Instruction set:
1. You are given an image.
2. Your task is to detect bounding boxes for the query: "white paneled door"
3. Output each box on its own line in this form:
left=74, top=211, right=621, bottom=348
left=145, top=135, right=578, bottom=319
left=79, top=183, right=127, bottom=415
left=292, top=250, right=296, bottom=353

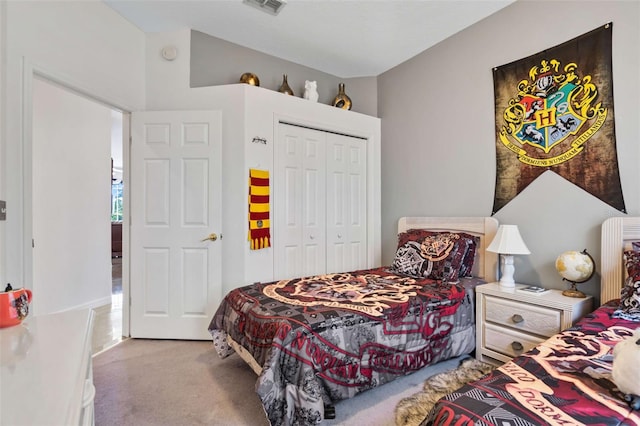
left=274, top=124, right=327, bottom=279
left=326, top=133, right=367, bottom=273
left=130, top=111, right=222, bottom=339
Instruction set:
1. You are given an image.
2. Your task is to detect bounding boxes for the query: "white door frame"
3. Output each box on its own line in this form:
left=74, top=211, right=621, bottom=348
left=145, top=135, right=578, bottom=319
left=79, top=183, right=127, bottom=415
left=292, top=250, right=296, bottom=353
left=22, top=60, right=132, bottom=335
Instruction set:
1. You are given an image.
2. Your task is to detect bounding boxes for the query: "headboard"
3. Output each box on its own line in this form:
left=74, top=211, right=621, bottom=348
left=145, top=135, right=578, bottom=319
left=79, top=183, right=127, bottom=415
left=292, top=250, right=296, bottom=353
left=398, top=217, right=499, bottom=282
left=601, top=216, right=640, bottom=304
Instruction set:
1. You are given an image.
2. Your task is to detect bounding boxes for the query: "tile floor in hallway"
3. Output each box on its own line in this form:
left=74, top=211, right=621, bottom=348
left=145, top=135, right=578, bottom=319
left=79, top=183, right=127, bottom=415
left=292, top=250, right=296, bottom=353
left=91, top=257, right=125, bottom=355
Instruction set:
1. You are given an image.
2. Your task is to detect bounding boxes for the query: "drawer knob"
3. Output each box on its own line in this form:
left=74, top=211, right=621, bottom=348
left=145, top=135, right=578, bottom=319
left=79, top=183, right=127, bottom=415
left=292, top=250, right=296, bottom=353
left=511, top=314, right=524, bottom=323
left=511, top=341, right=524, bottom=351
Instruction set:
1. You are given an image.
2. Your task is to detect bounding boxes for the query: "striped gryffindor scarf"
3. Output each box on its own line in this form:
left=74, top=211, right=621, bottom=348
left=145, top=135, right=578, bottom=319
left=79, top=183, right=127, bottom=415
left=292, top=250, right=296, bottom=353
left=248, top=169, right=271, bottom=250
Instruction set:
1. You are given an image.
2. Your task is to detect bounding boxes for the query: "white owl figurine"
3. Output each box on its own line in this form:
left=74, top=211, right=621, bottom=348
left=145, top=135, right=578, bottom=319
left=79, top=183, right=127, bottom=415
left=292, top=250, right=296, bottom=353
left=303, top=80, right=319, bottom=102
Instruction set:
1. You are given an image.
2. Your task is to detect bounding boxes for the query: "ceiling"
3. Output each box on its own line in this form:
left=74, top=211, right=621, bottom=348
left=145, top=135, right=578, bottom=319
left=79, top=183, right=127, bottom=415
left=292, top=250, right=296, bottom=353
left=103, top=0, right=516, bottom=78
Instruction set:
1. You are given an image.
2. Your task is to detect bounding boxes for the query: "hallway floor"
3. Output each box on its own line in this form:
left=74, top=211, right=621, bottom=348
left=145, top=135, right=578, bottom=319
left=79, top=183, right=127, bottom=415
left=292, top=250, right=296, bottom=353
left=91, top=257, right=124, bottom=355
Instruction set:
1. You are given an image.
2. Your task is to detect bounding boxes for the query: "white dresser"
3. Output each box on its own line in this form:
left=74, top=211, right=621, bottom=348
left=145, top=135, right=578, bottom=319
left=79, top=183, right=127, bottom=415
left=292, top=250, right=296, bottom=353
left=476, top=283, right=592, bottom=365
left=1, top=309, right=95, bottom=425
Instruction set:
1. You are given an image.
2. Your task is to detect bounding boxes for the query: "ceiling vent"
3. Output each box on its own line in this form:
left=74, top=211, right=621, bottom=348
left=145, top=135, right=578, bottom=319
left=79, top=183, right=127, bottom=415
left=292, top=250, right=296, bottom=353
left=243, top=0, right=287, bottom=16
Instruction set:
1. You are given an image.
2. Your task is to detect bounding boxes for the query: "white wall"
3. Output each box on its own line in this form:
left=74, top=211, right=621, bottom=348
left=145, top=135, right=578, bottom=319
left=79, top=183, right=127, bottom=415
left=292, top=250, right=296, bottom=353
left=0, top=2, right=6, bottom=287
left=32, top=77, right=112, bottom=314
left=378, top=0, right=640, bottom=303
left=2, top=1, right=145, bottom=307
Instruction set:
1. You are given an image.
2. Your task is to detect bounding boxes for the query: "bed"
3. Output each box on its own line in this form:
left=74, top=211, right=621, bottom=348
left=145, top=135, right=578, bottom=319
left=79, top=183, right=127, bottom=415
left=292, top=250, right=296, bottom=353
left=208, top=217, right=499, bottom=425
left=422, top=216, right=640, bottom=426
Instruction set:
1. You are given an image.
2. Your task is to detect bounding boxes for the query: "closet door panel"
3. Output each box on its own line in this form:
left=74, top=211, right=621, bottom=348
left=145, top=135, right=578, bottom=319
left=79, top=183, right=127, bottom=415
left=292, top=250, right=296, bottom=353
left=348, top=156, right=367, bottom=268
left=302, top=131, right=326, bottom=276
left=327, top=162, right=346, bottom=274
left=275, top=124, right=326, bottom=279
left=275, top=129, right=304, bottom=279
left=327, top=134, right=367, bottom=273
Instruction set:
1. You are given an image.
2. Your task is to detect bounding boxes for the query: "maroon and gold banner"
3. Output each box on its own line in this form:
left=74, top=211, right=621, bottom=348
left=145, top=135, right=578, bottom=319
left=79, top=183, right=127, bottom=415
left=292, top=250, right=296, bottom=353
left=248, top=169, right=271, bottom=250
left=492, top=23, right=625, bottom=214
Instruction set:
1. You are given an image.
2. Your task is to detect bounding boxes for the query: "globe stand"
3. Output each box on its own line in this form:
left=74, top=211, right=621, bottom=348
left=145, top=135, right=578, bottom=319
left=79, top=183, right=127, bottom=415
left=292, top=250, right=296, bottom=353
left=562, top=280, right=587, bottom=298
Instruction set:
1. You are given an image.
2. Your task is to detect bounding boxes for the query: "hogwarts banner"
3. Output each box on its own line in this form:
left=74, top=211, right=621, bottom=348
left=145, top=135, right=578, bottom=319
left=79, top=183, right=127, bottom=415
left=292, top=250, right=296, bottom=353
left=492, top=23, right=625, bottom=214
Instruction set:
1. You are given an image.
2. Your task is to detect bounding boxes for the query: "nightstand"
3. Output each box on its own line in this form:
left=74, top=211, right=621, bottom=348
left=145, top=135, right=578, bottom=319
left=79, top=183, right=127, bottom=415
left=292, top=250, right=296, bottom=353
left=475, top=282, right=593, bottom=365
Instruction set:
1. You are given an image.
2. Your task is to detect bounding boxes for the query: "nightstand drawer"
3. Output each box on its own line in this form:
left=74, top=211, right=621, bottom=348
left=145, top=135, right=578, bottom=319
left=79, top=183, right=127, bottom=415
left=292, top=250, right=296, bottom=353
left=484, top=295, right=561, bottom=337
left=484, top=322, right=545, bottom=358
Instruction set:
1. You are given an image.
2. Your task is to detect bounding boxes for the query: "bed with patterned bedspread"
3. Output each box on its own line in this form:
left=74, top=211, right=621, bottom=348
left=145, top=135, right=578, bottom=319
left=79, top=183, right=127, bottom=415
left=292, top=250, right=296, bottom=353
left=423, top=302, right=640, bottom=426
left=209, top=268, right=482, bottom=425
left=423, top=228, right=640, bottom=426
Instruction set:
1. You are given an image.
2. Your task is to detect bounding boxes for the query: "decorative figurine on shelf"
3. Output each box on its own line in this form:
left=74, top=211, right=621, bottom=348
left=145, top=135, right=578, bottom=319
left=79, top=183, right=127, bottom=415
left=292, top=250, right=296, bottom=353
left=303, top=80, right=318, bottom=102
left=332, top=82, right=352, bottom=110
left=278, top=74, right=294, bottom=96
left=239, top=72, right=260, bottom=86
left=612, top=328, right=640, bottom=410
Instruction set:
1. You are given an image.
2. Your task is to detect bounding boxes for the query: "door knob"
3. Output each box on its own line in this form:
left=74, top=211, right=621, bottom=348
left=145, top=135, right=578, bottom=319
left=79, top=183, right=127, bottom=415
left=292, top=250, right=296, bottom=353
left=201, top=233, right=218, bottom=242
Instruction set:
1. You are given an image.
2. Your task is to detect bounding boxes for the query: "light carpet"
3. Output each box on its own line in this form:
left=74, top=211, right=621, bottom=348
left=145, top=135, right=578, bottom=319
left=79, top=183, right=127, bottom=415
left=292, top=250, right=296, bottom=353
left=394, top=358, right=496, bottom=426
left=92, top=338, right=469, bottom=426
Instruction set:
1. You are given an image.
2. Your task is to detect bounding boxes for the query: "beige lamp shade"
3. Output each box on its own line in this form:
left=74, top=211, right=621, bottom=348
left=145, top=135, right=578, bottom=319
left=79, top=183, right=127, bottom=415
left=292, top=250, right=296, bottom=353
left=487, top=225, right=530, bottom=255
left=487, top=225, right=530, bottom=288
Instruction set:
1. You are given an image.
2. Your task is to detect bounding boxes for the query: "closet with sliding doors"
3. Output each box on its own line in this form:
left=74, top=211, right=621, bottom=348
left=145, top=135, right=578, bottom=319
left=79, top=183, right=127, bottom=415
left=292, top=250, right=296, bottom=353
left=274, top=123, right=368, bottom=280
left=235, top=84, right=381, bottom=289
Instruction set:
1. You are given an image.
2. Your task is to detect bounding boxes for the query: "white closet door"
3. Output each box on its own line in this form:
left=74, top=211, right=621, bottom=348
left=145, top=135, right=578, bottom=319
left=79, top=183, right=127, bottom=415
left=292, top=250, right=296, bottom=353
left=275, top=124, right=326, bottom=279
left=326, top=133, right=367, bottom=273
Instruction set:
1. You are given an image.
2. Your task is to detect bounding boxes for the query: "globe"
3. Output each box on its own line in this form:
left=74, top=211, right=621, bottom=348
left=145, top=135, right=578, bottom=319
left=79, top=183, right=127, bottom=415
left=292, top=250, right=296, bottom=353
left=555, top=250, right=595, bottom=298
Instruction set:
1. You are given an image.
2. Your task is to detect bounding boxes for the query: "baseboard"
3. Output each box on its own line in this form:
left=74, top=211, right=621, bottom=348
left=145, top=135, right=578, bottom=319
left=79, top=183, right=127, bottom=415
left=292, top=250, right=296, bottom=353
left=83, top=296, right=114, bottom=311
left=53, top=295, right=113, bottom=314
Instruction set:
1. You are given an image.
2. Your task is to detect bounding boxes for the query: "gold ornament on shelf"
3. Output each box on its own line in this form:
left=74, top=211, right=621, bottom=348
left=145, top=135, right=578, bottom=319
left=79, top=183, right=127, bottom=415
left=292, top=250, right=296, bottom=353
left=555, top=249, right=595, bottom=298
left=239, top=72, right=260, bottom=86
left=278, top=74, right=294, bottom=96
left=332, top=83, right=352, bottom=110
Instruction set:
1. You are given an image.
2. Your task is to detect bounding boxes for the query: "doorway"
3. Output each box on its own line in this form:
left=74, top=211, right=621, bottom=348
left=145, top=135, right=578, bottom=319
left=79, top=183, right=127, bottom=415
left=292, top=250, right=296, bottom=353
left=109, top=110, right=125, bottom=350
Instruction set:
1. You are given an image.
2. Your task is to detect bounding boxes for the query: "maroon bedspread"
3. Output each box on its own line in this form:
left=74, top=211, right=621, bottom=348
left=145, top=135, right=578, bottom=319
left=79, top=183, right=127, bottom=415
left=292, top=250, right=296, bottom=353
left=424, top=303, right=640, bottom=426
left=209, top=267, right=480, bottom=426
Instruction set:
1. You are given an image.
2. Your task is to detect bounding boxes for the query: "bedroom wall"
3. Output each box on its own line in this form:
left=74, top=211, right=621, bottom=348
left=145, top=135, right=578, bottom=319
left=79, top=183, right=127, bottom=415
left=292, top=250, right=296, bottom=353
left=189, top=30, right=378, bottom=117
left=32, top=77, right=113, bottom=314
left=2, top=1, right=145, bottom=307
left=378, top=0, right=640, bottom=303
left=0, top=2, right=6, bottom=287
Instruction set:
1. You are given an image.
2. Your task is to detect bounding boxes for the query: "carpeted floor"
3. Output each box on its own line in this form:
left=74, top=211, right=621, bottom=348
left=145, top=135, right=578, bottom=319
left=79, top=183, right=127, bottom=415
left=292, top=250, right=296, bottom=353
left=93, top=339, right=469, bottom=426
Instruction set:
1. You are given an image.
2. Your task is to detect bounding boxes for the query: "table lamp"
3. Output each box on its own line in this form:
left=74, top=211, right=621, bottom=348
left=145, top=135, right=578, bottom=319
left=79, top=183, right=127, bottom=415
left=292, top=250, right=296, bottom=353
left=487, top=224, right=530, bottom=288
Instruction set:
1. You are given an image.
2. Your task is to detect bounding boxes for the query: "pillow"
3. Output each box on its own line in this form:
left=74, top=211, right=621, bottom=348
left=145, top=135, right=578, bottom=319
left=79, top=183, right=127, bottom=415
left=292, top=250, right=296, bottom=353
left=396, top=230, right=480, bottom=276
left=391, top=230, right=478, bottom=281
left=633, top=241, right=640, bottom=251
left=613, top=250, right=640, bottom=322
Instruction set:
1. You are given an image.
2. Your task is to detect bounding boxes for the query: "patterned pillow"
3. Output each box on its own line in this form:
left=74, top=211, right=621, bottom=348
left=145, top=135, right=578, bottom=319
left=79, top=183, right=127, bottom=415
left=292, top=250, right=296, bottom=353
left=391, top=230, right=477, bottom=281
left=613, top=250, right=640, bottom=322
left=396, top=230, right=480, bottom=276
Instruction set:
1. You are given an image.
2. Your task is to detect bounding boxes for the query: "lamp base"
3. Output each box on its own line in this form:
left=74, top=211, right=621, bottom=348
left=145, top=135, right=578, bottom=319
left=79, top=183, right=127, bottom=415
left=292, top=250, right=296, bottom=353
left=498, top=279, right=515, bottom=289
left=498, top=254, right=516, bottom=289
